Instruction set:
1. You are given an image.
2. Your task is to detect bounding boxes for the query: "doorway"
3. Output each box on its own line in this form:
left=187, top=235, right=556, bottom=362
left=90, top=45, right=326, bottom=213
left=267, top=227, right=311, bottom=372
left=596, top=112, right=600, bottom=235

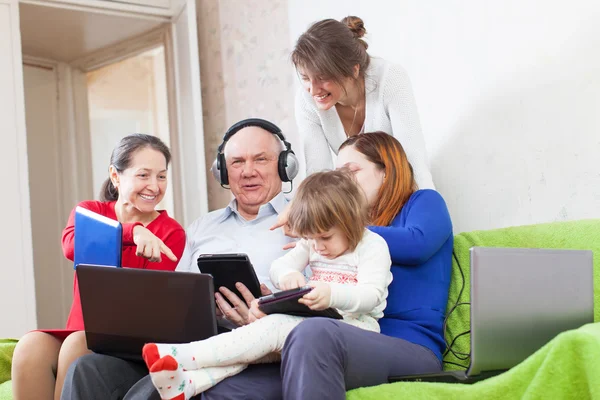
left=86, top=46, right=174, bottom=215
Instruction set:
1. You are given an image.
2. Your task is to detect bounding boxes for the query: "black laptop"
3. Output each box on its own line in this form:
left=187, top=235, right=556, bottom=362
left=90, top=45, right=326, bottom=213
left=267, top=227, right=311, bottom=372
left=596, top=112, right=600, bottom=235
left=389, top=247, right=593, bottom=383
left=77, top=264, right=218, bottom=361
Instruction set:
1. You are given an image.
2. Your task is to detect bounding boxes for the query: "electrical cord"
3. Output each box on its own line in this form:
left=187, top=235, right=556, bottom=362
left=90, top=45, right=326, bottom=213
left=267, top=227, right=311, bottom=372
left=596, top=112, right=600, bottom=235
left=442, top=252, right=472, bottom=362
left=442, top=360, right=470, bottom=369
left=444, top=329, right=471, bottom=360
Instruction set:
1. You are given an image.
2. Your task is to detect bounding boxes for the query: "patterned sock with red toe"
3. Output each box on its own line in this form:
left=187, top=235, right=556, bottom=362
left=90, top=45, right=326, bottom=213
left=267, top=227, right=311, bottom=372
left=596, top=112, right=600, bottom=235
left=143, top=343, right=198, bottom=371
left=148, top=355, right=195, bottom=400
left=148, top=355, right=247, bottom=399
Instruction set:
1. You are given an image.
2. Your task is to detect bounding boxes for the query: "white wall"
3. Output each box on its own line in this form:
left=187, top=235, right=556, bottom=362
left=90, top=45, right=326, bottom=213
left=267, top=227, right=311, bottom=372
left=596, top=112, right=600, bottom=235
left=288, top=0, right=600, bottom=233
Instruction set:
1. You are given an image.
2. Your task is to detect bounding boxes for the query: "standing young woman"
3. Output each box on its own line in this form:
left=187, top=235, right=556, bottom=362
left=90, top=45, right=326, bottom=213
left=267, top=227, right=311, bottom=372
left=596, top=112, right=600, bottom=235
left=11, top=134, right=185, bottom=400
left=292, top=16, right=435, bottom=190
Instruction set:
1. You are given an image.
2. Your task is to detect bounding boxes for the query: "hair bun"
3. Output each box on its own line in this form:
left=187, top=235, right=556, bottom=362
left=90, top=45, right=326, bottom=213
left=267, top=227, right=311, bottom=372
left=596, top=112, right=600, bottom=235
left=341, top=16, right=366, bottom=39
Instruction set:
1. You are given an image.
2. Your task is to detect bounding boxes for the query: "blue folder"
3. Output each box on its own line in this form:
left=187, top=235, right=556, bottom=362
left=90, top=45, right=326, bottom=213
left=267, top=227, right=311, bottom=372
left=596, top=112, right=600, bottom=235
left=74, top=206, right=122, bottom=269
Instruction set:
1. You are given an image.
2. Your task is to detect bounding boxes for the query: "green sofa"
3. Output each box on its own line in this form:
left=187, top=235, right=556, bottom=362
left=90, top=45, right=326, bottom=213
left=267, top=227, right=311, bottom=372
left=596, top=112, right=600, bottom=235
left=0, top=340, right=17, bottom=400
left=2, top=219, right=598, bottom=400
left=348, top=219, right=600, bottom=400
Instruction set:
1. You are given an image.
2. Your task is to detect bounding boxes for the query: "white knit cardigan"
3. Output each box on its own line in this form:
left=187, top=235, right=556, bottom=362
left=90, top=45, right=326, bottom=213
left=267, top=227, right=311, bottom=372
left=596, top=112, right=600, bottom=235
left=295, top=57, right=435, bottom=190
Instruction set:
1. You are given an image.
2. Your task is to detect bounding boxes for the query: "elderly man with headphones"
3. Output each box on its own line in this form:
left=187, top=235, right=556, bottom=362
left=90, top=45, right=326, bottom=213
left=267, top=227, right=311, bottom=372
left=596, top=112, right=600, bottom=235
left=61, top=118, right=300, bottom=400
left=177, top=117, right=300, bottom=320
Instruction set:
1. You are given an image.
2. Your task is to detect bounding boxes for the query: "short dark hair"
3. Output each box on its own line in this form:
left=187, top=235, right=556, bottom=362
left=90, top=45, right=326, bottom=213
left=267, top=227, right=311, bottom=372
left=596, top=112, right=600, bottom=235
left=100, top=134, right=171, bottom=201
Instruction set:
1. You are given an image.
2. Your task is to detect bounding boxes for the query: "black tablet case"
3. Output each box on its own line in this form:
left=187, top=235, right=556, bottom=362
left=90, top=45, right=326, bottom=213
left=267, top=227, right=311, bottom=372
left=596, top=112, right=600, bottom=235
left=258, top=286, right=343, bottom=319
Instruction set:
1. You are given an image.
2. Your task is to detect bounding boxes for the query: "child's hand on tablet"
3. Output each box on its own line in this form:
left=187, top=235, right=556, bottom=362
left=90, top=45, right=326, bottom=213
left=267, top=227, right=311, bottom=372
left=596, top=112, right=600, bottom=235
left=279, top=271, right=306, bottom=290
left=299, top=282, right=331, bottom=311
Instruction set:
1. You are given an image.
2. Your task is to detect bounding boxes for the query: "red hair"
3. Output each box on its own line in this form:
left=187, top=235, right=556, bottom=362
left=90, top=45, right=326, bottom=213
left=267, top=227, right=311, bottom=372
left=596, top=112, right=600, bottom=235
left=339, top=131, right=416, bottom=226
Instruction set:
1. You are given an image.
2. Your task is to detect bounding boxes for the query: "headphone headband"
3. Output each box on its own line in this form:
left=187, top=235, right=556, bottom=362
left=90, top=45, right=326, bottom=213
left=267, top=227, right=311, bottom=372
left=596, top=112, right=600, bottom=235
left=218, top=118, right=291, bottom=154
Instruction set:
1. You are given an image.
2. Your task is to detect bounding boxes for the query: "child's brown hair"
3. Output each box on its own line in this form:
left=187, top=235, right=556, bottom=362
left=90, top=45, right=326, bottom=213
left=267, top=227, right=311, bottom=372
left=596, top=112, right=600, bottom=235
left=288, top=169, right=368, bottom=251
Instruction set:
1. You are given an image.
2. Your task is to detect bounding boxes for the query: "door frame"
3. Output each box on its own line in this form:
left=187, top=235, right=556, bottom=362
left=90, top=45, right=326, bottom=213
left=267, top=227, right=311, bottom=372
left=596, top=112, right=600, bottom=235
left=19, top=0, right=173, bottom=20
left=1, top=0, right=37, bottom=336
left=21, top=55, right=94, bottom=210
left=70, top=26, right=167, bottom=72
left=22, top=55, right=77, bottom=325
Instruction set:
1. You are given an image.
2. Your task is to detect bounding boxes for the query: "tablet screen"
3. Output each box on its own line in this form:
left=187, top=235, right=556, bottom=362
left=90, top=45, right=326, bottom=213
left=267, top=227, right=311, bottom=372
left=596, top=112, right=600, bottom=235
left=197, top=253, right=262, bottom=303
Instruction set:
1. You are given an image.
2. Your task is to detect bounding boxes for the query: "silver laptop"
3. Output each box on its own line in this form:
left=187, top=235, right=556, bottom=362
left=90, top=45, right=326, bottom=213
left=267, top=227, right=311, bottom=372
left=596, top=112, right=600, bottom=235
left=390, top=247, right=593, bottom=383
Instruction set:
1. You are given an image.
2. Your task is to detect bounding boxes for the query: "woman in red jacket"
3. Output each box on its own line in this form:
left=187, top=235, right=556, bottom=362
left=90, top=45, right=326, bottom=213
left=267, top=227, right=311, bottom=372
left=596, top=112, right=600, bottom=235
left=11, top=134, right=186, bottom=400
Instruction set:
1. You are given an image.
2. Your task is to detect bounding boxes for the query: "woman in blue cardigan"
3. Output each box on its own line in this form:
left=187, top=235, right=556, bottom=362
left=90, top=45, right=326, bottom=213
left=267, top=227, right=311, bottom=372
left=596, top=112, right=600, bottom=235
left=279, top=131, right=453, bottom=398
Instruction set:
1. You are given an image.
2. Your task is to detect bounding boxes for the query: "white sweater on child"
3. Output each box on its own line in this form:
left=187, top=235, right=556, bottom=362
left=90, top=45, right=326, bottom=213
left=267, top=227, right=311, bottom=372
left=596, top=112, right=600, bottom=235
left=295, top=57, right=435, bottom=190
left=270, top=229, right=392, bottom=320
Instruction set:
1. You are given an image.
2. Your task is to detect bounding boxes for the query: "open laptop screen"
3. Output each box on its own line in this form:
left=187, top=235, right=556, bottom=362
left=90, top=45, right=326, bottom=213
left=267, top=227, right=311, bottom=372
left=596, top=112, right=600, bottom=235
left=469, top=247, right=593, bottom=375
left=77, top=265, right=218, bottom=360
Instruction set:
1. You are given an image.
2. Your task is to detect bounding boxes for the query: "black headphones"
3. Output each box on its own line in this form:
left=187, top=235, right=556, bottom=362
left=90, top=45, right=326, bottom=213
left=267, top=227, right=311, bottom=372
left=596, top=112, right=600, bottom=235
left=211, top=118, right=299, bottom=187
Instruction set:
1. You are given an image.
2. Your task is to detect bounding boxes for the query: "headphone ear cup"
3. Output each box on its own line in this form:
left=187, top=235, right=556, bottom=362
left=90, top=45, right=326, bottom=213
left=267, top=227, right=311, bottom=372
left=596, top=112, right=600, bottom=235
left=285, top=151, right=300, bottom=181
left=214, top=153, right=228, bottom=186
left=211, top=159, right=221, bottom=183
left=219, top=153, right=229, bottom=186
left=278, top=150, right=299, bottom=182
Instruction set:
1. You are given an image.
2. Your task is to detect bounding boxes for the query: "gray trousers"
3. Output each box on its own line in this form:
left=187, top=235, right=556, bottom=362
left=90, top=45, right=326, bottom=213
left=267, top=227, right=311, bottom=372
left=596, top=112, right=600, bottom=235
left=62, top=318, right=440, bottom=400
